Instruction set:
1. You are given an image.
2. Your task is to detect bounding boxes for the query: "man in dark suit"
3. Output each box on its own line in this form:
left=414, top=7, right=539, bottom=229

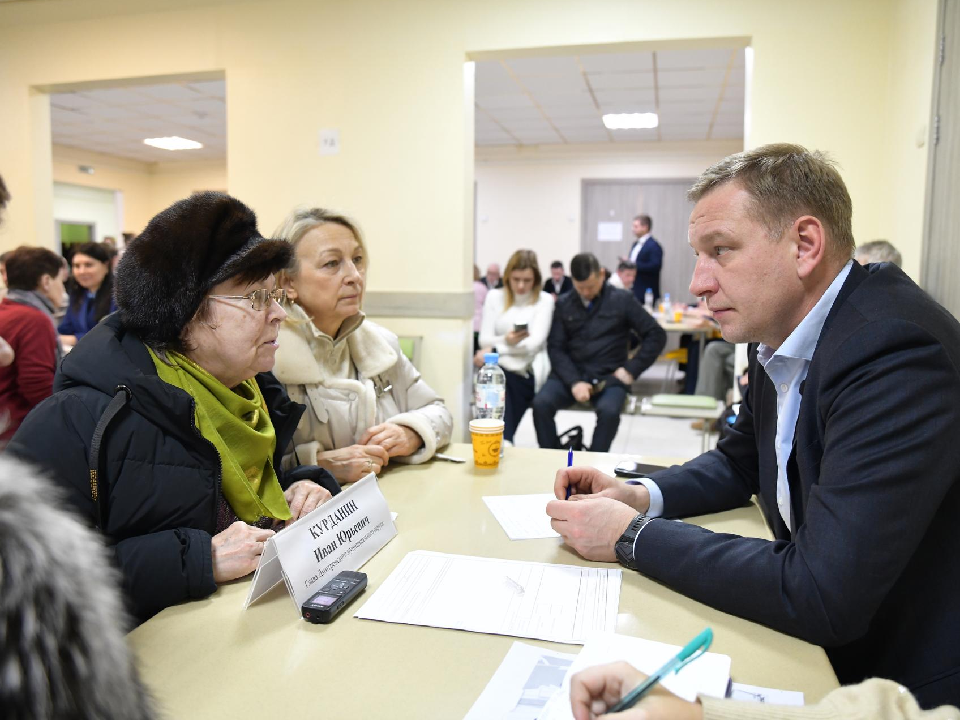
left=545, top=260, right=573, bottom=297
left=546, top=144, right=960, bottom=708
left=628, top=214, right=663, bottom=303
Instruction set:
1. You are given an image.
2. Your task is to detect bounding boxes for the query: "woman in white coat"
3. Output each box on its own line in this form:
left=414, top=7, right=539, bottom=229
left=477, top=249, right=554, bottom=444
left=272, top=208, right=453, bottom=484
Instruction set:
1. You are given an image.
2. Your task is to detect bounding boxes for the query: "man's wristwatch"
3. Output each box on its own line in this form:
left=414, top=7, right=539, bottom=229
left=615, top=513, right=655, bottom=569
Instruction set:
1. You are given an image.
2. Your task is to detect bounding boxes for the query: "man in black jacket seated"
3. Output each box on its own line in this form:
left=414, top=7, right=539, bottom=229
left=532, top=252, right=665, bottom=452
left=546, top=144, right=960, bottom=708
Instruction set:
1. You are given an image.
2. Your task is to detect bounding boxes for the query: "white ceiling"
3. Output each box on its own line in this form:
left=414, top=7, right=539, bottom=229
left=50, top=80, right=226, bottom=163
left=47, top=47, right=745, bottom=162
left=475, top=47, right=745, bottom=146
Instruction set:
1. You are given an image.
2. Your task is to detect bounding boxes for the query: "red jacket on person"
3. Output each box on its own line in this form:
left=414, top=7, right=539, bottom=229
left=0, top=298, right=57, bottom=442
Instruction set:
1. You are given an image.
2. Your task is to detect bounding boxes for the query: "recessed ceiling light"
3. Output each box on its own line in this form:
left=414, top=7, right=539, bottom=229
left=143, top=136, right=203, bottom=151
left=602, top=113, right=659, bottom=130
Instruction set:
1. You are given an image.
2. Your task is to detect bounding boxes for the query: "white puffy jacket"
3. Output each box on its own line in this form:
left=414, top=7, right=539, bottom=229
left=273, top=304, right=452, bottom=469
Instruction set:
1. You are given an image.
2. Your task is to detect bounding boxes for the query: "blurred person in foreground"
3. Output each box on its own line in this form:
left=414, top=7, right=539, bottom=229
left=570, top=662, right=959, bottom=720
left=273, top=207, right=452, bottom=484
left=0, top=455, right=155, bottom=719
left=478, top=249, right=554, bottom=444
left=8, top=193, right=337, bottom=623
left=547, top=145, right=960, bottom=707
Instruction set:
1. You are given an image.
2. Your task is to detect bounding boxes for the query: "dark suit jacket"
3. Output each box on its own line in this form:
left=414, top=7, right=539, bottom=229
left=545, top=275, right=573, bottom=296
left=631, top=262, right=960, bottom=708
left=629, top=236, right=663, bottom=302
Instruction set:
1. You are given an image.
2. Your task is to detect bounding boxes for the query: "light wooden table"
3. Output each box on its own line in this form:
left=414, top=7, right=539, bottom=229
left=129, top=444, right=838, bottom=718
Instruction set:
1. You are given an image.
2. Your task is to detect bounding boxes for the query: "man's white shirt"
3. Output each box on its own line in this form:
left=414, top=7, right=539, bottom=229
left=636, top=261, right=854, bottom=534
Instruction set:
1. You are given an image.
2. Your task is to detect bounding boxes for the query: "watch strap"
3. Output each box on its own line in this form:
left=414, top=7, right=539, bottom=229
left=615, top=513, right=654, bottom=569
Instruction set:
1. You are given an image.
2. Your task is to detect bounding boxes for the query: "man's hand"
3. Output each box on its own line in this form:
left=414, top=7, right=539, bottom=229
left=318, top=444, right=390, bottom=483
left=282, top=480, right=333, bottom=526
left=554, top=466, right=650, bottom=511
left=570, top=662, right=704, bottom=720
left=211, top=521, right=275, bottom=583
left=572, top=381, right=592, bottom=403
left=545, top=496, right=638, bottom=561
left=613, top=367, right=634, bottom=386
left=359, top=422, right=423, bottom=458
left=474, top=347, right=492, bottom=368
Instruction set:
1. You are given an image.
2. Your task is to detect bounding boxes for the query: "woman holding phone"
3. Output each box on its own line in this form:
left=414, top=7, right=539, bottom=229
left=478, top=249, right=554, bottom=445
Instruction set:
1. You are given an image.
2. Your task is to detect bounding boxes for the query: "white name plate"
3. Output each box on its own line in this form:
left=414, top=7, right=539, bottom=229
left=244, top=473, right=397, bottom=612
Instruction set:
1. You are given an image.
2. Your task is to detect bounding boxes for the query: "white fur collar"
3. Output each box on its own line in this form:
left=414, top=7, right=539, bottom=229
left=273, top=304, right=397, bottom=386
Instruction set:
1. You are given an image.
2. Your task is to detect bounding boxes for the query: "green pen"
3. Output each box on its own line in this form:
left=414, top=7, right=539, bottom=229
left=607, top=628, right=714, bottom=714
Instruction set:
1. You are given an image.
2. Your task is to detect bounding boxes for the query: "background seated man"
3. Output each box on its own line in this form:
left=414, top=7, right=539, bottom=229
left=532, top=252, right=665, bottom=452
left=855, top=239, right=902, bottom=266
left=607, top=260, right=637, bottom=291
left=546, top=145, right=960, bottom=708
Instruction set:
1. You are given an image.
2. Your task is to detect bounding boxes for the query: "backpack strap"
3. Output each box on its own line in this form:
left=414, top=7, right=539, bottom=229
left=89, top=385, right=131, bottom=531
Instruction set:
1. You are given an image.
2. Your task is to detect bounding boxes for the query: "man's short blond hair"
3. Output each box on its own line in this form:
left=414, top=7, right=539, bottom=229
left=688, top=143, right=855, bottom=261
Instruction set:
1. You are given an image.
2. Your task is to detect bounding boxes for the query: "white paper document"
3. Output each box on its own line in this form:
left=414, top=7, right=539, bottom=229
left=354, top=551, right=621, bottom=644
left=464, top=642, right=577, bottom=720
left=731, top=682, right=804, bottom=705
left=539, top=632, right=732, bottom=719
left=483, top=494, right=559, bottom=540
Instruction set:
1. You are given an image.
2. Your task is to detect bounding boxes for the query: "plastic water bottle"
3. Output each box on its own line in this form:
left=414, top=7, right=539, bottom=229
left=643, top=288, right=654, bottom=312
left=475, top=352, right=506, bottom=420
left=658, top=291, right=671, bottom=316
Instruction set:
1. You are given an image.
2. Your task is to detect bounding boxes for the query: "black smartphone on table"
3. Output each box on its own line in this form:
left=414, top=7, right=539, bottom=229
left=614, top=461, right=667, bottom=478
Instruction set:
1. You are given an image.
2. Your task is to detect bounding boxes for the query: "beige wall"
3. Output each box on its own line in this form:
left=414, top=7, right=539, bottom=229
left=475, top=139, right=741, bottom=274
left=51, top=145, right=227, bottom=236
left=0, top=0, right=940, bottom=432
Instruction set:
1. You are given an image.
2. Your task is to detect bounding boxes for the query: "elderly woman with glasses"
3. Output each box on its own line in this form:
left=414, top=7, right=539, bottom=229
left=271, top=207, right=453, bottom=484
left=8, top=193, right=338, bottom=624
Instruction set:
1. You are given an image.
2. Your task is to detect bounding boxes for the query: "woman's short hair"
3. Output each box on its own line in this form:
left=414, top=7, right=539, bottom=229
left=4, top=246, right=64, bottom=291
left=274, top=207, right=367, bottom=280
left=502, top=249, right=542, bottom=310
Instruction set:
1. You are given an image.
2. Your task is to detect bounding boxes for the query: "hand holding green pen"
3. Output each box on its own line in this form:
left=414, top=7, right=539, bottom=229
left=606, top=628, right=713, bottom=713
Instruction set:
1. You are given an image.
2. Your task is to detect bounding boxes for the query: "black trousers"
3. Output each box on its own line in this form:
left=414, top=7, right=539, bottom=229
left=531, top=375, right=627, bottom=452
left=503, top=367, right=535, bottom=443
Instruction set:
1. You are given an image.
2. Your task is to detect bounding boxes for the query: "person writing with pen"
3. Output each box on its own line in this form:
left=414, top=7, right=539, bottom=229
left=569, top=662, right=959, bottom=719
left=546, top=145, right=960, bottom=708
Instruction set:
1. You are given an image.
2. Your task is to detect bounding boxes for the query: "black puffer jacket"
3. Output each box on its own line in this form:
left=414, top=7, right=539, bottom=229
left=8, top=314, right=338, bottom=624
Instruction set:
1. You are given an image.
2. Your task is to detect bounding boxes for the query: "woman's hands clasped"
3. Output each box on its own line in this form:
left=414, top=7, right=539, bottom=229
left=359, top=422, right=423, bottom=458
left=211, top=521, right=275, bottom=583
left=283, top=480, right=333, bottom=526
left=318, top=444, right=390, bottom=483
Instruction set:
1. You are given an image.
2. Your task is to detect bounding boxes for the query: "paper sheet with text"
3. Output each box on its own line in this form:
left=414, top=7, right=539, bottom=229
left=355, top=551, right=620, bottom=644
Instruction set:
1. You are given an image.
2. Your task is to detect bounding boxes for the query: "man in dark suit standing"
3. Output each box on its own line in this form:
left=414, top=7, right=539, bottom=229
left=546, top=144, right=960, bottom=708
left=628, top=214, right=663, bottom=303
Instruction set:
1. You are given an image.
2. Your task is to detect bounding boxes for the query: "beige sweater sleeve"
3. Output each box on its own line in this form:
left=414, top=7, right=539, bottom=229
left=701, top=680, right=959, bottom=720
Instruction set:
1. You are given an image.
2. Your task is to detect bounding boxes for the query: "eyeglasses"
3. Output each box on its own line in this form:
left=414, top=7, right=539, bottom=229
left=208, top=288, right=286, bottom=311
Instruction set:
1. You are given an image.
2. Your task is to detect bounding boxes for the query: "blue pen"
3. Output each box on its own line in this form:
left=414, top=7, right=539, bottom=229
left=607, top=628, right=714, bottom=714
left=565, top=448, right=573, bottom=499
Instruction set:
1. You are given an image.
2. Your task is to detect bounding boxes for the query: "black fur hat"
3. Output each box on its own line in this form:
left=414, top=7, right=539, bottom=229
left=115, top=192, right=292, bottom=349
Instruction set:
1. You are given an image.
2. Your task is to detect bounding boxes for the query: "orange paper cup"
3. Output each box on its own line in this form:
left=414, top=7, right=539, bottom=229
left=469, top=419, right=504, bottom=468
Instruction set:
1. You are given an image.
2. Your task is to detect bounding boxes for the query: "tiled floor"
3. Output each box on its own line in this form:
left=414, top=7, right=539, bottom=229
left=512, top=372, right=718, bottom=464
